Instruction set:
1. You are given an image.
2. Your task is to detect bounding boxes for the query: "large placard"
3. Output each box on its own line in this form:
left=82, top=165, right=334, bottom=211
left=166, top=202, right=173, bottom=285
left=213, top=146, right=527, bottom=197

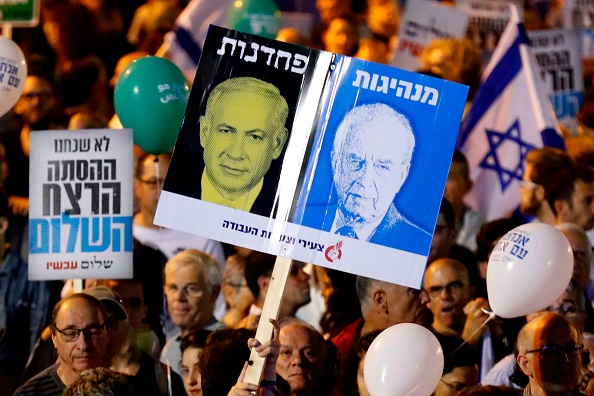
left=155, top=26, right=468, bottom=288
left=391, top=0, right=469, bottom=71
left=455, top=0, right=523, bottom=65
left=528, top=29, right=583, bottom=134
left=29, top=129, right=134, bottom=280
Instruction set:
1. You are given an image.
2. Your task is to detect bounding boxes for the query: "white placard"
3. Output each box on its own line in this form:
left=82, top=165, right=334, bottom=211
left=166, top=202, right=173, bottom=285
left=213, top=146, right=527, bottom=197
left=392, top=0, right=469, bottom=71
left=528, top=28, right=584, bottom=133
left=29, top=129, right=134, bottom=280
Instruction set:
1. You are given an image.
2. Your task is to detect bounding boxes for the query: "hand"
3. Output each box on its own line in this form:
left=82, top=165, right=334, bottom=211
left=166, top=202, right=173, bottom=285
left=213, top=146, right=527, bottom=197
left=462, top=298, right=491, bottom=347
left=229, top=362, right=258, bottom=396
left=8, top=196, right=29, bottom=216
left=247, top=319, right=281, bottom=366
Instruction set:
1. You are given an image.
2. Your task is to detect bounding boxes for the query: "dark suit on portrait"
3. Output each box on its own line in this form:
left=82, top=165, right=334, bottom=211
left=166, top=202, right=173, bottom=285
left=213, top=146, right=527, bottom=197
left=366, top=204, right=432, bottom=252
left=303, top=197, right=432, bottom=255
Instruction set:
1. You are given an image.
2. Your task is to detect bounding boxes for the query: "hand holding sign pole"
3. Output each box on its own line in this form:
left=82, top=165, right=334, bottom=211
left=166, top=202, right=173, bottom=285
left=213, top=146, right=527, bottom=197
left=487, top=223, right=573, bottom=318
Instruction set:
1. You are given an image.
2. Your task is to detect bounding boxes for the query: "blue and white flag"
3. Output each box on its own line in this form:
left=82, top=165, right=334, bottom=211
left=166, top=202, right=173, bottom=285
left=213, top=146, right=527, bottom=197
left=456, top=5, right=564, bottom=221
left=159, top=0, right=232, bottom=82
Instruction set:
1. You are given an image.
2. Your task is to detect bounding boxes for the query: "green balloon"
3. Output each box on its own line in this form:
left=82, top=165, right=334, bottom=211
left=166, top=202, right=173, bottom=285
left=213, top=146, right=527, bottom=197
left=114, top=56, right=189, bottom=155
left=228, top=0, right=281, bottom=39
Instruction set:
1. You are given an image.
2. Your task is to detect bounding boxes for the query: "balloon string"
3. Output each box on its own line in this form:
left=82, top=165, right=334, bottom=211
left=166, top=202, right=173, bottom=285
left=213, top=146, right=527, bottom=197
left=154, top=154, right=164, bottom=191
left=448, top=308, right=497, bottom=358
left=153, top=155, right=164, bottom=227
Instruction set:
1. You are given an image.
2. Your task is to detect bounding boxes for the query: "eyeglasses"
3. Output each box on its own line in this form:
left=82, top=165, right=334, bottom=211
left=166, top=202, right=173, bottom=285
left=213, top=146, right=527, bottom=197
left=138, top=178, right=162, bottom=188
left=225, top=282, right=248, bottom=289
left=426, top=281, right=465, bottom=298
left=546, top=302, right=580, bottom=317
left=520, top=180, right=540, bottom=190
left=121, top=297, right=143, bottom=310
left=53, top=323, right=105, bottom=342
left=440, top=379, right=471, bottom=392
left=22, top=91, right=52, bottom=102
left=524, top=343, right=584, bottom=359
left=290, top=263, right=307, bottom=276
left=165, top=283, right=203, bottom=298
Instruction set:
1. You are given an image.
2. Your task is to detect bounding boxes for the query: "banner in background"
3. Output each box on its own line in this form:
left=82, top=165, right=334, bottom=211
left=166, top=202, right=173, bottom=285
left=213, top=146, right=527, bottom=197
left=392, top=0, right=469, bottom=71
left=29, top=129, right=134, bottom=280
left=455, top=0, right=523, bottom=65
left=528, top=28, right=583, bottom=134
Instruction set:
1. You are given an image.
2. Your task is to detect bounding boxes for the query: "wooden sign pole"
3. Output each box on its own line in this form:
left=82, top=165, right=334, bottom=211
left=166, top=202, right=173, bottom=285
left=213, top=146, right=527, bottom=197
left=243, top=255, right=294, bottom=385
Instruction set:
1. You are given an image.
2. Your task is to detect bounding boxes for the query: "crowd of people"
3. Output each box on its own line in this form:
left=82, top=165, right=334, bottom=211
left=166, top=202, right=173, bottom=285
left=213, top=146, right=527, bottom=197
left=2, top=0, right=594, bottom=395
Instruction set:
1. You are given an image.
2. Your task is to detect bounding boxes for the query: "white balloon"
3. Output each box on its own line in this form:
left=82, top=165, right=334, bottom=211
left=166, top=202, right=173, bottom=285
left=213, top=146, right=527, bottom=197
left=0, top=37, right=27, bottom=118
left=487, top=222, right=573, bottom=319
left=364, top=323, right=444, bottom=396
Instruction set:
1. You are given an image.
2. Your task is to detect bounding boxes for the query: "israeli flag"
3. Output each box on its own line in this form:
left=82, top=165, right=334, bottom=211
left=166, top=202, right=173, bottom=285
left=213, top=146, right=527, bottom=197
left=456, top=5, right=564, bottom=221
left=159, top=0, right=233, bottom=82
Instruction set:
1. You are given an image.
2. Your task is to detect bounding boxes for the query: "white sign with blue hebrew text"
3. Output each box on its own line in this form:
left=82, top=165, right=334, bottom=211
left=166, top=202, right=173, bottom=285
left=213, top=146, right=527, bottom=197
left=29, top=129, right=134, bottom=280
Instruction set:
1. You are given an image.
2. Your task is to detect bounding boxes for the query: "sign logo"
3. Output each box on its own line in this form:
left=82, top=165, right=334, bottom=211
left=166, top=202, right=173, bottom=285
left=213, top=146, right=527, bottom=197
left=325, top=241, right=343, bottom=262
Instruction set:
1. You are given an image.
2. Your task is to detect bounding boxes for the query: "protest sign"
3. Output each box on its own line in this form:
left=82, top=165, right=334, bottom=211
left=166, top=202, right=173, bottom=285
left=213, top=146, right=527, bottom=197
left=29, top=129, right=134, bottom=280
left=392, top=0, right=469, bottom=71
left=155, top=25, right=468, bottom=289
left=455, top=0, right=523, bottom=65
left=528, top=29, right=583, bottom=134
left=563, top=0, right=594, bottom=29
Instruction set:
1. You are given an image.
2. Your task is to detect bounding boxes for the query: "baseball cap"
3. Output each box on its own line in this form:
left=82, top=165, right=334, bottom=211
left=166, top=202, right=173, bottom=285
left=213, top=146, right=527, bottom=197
left=82, top=285, right=128, bottom=320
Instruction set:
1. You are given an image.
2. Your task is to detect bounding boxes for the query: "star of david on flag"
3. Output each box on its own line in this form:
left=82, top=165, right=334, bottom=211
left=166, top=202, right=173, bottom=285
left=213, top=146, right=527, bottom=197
left=456, top=5, right=564, bottom=221
left=480, top=120, right=536, bottom=192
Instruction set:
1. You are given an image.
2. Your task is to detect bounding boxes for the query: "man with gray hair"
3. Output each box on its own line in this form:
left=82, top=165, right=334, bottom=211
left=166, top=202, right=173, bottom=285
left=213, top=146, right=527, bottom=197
left=199, top=76, right=289, bottom=215
left=159, top=249, right=225, bottom=375
left=329, top=102, right=430, bottom=246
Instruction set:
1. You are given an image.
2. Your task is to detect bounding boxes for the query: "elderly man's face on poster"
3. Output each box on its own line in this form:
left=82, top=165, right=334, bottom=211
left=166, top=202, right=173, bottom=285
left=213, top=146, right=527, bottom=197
left=200, top=89, right=288, bottom=201
left=333, top=115, right=413, bottom=224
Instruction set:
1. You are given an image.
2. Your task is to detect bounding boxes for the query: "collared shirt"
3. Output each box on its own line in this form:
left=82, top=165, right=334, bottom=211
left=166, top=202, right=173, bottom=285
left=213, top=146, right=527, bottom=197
left=330, top=209, right=384, bottom=241
left=201, top=172, right=263, bottom=211
left=160, top=317, right=226, bottom=375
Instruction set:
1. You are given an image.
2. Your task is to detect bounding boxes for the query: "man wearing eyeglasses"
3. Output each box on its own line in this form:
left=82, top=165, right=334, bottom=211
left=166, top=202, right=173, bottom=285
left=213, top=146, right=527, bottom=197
left=14, top=293, right=109, bottom=396
left=133, top=151, right=227, bottom=339
left=424, top=258, right=508, bottom=380
left=159, top=249, right=225, bottom=376
left=517, top=312, right=584, bottom=396
left=482, top=279, right=592, bottom=391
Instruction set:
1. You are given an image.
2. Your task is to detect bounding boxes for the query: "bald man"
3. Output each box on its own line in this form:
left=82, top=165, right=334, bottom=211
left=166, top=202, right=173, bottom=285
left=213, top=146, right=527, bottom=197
left=424, top=259, right=487, bottom=343
left=424, top=259, right=507, bottom=378
left=517, top=312, right=583, bottom=396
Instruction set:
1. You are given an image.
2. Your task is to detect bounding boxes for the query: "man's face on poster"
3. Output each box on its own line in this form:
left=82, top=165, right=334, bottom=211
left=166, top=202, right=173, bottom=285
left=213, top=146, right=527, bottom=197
left=333, top=115, right=413, bottom=224
left=200, top=90, right=288, bottom=200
